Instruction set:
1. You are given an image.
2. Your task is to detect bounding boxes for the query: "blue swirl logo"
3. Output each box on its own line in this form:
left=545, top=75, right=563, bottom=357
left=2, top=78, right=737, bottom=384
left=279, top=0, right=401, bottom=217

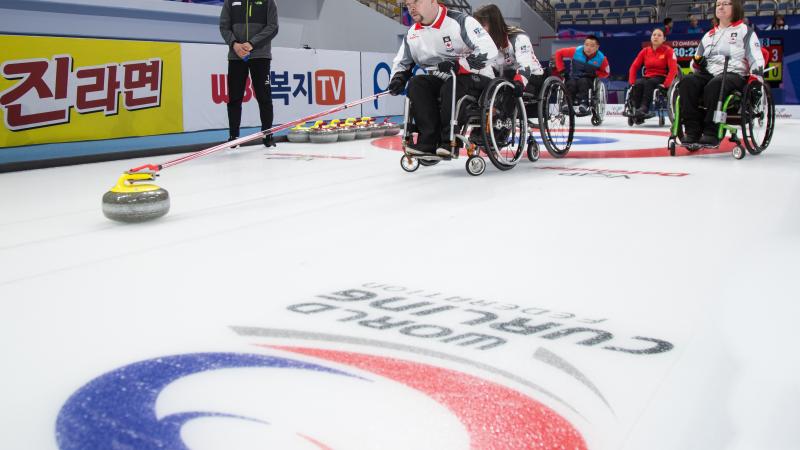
left=55, top=353, right=359, bottom=450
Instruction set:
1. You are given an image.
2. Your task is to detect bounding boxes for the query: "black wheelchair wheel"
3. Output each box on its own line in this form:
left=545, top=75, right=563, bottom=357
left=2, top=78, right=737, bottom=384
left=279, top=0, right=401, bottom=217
left=538, top=77, right=574, bottom=158
left=591, top=78, right=606, bottom=126
left=481, top=78, right=527, bottom=171
left=741, top=81, right=774, bottom=155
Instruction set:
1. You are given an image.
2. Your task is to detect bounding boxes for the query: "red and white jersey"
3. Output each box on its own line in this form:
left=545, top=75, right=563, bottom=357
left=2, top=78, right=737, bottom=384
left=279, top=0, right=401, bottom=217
left=391, top=4, right=498, bottom=79
left=488, top=31, right=544, bottom=86
left=693, top=20, right=765, bottom=77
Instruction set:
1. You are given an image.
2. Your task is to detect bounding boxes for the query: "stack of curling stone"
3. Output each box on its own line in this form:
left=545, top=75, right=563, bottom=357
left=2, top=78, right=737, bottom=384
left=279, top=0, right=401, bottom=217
left=308, top=121, right=339, bottom=144
left=287, top=120, right=324, bottom=143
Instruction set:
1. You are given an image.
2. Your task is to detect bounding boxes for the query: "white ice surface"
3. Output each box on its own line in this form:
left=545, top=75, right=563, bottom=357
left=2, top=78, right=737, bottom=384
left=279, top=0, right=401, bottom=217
left=1, top=116, right=799, bottom=450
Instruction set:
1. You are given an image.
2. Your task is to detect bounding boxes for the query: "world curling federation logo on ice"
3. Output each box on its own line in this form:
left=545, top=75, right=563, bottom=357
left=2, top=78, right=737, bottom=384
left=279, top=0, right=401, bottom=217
left=55, top=349, right=587, bottom=449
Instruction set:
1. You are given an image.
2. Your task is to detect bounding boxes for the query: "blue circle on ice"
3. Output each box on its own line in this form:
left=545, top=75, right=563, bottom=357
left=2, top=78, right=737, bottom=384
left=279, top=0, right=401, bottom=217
left=531, top=135, right=618, bottom=146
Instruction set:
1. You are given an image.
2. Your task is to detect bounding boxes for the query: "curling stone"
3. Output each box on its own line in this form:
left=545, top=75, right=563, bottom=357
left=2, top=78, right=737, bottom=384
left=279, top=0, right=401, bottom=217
left=337, top=125, right=357, bottom=141
left=382, top=119, right=401, bottom=136
left=354, top=123, right=373, bottom=139
left=102, top=172, right=170, bottom=223
left=287, top=124, right=310, bottom=143
left=308, top=125, right=340, bottom=143
left=369, top=124, right=385, bottom=138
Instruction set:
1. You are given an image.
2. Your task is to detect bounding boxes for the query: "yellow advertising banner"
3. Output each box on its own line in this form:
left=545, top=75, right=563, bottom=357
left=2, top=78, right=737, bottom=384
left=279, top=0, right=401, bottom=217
left=0, top=35, right=182, bottom=148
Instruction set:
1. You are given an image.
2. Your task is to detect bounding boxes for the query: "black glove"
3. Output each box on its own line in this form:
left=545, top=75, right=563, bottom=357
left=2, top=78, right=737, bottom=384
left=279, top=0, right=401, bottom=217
left=387, top=75, right=407, bottom=96
left=513, top=80, right=525, bottom=97
left=693, top=54, right=707, bottom=69
left=437, top=60, right=458, bottom=73
left=466, top=52, right=488, bottom=70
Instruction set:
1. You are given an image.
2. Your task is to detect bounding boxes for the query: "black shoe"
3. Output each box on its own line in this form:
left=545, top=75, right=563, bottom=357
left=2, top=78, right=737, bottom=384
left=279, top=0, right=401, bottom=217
left=699, top=134, right=720, bottom=147
left=635, top=106, right=648, bottom=118
left=263, top=134, right=276, bottom=148
left=577, top=103, right=589, bottom=115
left=228, top=135, right=240, bottom=149
left=635, top=117, right=645, bottom=125
left=682, top=132, right=701, bottom=144
left=405, top=142, right=436, bottom=156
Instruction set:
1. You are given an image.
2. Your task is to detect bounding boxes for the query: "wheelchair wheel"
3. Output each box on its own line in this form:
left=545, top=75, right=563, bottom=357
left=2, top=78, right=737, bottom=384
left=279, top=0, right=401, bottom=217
left=538, top=77, right=574, bottom=158
left=624, top=86, right=635, bottom=127
left=667, top=80, right=679, bottom=125
left=741, top=81, right=774, bottom=155
left=591, top=78, right=606, bottom=126
left=481, top=78, right=527, bottom=171
left=400, top=154, right=420, bottom=172
left=466, top=155, right=486, bottom=176
left=527, top=136, right=540, bottom=162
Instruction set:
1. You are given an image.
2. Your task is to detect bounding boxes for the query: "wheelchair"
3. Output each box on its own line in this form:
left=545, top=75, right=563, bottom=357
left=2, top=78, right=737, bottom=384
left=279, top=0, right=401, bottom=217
left=623, top=72, right=682, bottom=127
left=667, top=59, right=775, bottom=159
left=400, top=71, right=529, bottom=176
left=523, top=75, right=575, bottom=160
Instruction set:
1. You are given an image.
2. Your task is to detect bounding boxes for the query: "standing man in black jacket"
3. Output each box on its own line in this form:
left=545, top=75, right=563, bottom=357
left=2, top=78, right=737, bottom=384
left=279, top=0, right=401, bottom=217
left=220, top=0, right=279, bottom=147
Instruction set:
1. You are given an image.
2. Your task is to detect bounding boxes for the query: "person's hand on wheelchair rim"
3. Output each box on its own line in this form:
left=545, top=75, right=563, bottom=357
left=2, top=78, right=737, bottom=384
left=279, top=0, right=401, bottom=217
left=437, top=60, right=458, bottom=74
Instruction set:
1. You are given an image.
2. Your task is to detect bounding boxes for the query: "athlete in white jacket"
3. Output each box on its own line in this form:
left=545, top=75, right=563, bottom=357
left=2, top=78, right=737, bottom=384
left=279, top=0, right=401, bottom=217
left=388, top=0, right=498, bottom=156
left=473, top=4, right=545, bottom=120
left=678, top=0, right=765, bottom=146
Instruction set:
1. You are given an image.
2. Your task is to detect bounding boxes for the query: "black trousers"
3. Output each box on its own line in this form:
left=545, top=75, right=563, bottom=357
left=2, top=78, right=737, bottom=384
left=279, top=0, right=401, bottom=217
left=227, top=58, right=273, bottom=137
left=406, top=73, right=490, bottom=148
left=679, top=72, right=745, bottom=135
left=523, top=74, right=546, bottom=117
left=630, top=76, right=665, bottom=111
left=565, top=77, right=593, bottom=103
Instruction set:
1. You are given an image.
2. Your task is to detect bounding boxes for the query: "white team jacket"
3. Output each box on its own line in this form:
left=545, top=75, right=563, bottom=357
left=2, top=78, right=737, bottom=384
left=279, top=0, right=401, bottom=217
left=488, top=30, right=544, bottom=86
left=391, top=5, right=498, bottom=80
left=693, top=21, right=765, bottom=77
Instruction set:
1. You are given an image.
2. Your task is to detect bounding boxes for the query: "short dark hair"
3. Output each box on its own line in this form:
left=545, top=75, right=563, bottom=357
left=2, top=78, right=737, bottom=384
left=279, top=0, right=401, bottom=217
left=652, top=26, right=666, bottom=35
left=584, top=35, right=600, bottom=44
left=473, top=4, right=510, bottom=50
left=663, top=17, right=673, bottom=25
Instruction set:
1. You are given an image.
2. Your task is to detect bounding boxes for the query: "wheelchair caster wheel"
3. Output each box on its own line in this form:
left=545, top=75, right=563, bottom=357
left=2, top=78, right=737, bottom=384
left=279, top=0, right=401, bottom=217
left=400, top=154, right=420, bottom=172
left=668, top=139, right=676, bottom=157
left=627, top=116, right=634, bottom=127
left=527, top=138, right=540, bottom=162
left=466, top=155, right=486, bottom=176
left=732, top=145, right=745, bottom=160
left=591, top=116, right=602, bottom=126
